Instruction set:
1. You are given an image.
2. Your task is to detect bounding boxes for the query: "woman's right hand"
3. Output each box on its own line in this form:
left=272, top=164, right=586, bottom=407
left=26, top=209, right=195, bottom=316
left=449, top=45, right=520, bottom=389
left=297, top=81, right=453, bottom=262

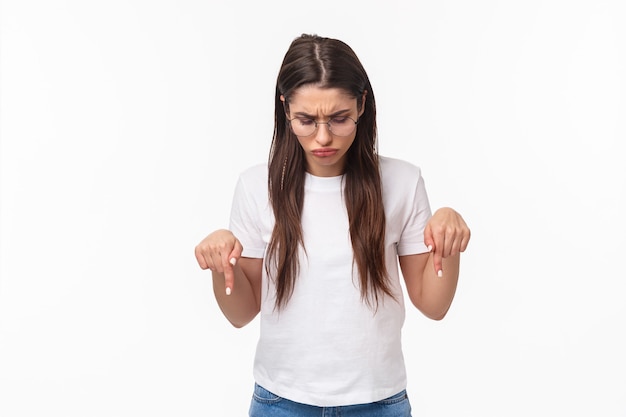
left=194, top=229, right=243, bottom=295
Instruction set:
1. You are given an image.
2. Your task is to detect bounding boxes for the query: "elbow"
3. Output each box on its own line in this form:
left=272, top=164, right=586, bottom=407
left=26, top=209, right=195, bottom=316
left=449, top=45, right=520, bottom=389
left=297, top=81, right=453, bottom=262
left=413, top=300, right=451, bottom=321
left=227, top=311, right=259, bottom=329
left=428, top=303, right=453, bottom=320
left=426, top=310, right=448, bottom=321
left=410, top=291, right=454, bottom=321
left=227, top=316, right=253, bottom=328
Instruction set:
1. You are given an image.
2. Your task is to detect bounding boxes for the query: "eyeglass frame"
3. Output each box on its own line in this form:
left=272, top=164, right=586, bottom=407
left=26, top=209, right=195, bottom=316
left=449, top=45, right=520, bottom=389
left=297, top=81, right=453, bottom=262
left=286, top=115, right=359, bottom=137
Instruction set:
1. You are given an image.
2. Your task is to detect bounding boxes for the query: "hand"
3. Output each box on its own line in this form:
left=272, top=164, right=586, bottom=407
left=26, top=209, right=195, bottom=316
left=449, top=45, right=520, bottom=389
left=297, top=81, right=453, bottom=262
left=194, top=229, right=243, bottom=295
left=424, top=208, right=470, bottom=276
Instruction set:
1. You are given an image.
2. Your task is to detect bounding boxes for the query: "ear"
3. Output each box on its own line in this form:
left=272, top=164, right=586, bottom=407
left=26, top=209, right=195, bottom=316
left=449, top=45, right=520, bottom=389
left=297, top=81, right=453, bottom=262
left=280, top=95, right=290, bottom=117
left=358, top=90, right=367, bottom=117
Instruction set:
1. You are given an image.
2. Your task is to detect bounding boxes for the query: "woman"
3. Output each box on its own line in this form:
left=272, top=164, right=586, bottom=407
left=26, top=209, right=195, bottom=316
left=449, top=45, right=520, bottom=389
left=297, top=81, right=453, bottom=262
left=195, top=34, right=470, bottom=416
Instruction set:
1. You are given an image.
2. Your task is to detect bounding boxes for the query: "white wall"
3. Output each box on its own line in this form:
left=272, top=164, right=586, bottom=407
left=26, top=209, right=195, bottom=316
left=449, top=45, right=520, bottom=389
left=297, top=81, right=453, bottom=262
left=1, top=1, right=624, bottom=416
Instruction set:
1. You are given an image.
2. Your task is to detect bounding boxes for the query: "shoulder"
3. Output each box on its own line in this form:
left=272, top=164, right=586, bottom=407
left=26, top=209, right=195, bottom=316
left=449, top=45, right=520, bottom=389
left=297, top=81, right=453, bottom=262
left=378, top=155, right=423, bottom=183
left=237, top=162, right=268, bottom=187
left=232, top=162, right=268, bottom=204
left=378, top=156, right=431, bottom=224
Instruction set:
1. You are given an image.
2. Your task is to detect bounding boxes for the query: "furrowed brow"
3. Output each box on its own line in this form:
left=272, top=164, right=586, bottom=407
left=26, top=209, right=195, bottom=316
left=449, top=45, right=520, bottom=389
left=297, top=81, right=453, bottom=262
left=292, top=109, right=352, bottom=119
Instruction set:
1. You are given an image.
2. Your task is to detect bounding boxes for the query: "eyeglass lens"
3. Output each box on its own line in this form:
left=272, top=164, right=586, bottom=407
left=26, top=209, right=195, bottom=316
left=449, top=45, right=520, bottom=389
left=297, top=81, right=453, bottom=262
left=290, top=117, right=356, bottom=137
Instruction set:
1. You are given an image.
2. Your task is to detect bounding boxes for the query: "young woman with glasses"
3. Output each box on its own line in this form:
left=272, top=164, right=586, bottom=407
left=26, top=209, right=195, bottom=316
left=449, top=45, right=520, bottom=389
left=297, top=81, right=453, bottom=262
left=194, top=33, right=471, bottom=417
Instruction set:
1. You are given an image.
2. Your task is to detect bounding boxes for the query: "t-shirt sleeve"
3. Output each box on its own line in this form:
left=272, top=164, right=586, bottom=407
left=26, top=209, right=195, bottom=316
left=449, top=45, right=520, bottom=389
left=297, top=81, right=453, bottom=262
left=228, top=174, right=266, bottom=259
left=396, top=174, right=432, bottom=256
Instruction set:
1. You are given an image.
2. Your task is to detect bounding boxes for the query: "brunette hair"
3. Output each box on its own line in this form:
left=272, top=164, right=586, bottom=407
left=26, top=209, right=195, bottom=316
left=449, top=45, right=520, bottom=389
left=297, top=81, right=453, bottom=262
left=267, top=34, right=393, bottom=310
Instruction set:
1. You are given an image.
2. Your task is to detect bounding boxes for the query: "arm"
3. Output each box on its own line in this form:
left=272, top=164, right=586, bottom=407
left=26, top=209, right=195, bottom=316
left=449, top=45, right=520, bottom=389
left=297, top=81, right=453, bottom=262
left=195, top=229, right=263, bottom=328
left=399, top=252, right=460, bottom=320
left=211, top=257, right=262, bottom=328
left=400, top=207, right=470, bottom=320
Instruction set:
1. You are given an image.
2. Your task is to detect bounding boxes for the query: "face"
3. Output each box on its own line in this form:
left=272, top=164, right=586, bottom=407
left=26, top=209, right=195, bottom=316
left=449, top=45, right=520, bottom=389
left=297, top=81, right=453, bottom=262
left=282, top=85, right=364, bottom=177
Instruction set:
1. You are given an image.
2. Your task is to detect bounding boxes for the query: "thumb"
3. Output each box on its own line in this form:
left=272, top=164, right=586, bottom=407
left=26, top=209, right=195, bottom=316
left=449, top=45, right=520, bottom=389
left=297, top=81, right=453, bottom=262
left=229, top=239, right=243, bottom=266
left=424, top=223, right=434, bottom=253
left=424, top=223, right=443, bottom=278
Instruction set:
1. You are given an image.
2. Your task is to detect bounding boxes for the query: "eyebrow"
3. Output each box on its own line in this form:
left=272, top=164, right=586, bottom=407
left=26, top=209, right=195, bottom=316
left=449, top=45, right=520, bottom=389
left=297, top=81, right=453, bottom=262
left=292, top=108, right=352, bottom=119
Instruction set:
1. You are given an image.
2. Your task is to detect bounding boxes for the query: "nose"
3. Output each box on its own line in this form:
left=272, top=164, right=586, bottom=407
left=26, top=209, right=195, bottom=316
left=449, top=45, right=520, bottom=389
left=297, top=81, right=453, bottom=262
left=314, top=123, right=332, bottom=145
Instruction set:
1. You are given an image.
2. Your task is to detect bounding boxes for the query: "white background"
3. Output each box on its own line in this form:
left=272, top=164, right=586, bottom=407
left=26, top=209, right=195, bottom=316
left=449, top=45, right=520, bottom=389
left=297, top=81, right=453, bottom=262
left=1, top=1, right=625, bottom=416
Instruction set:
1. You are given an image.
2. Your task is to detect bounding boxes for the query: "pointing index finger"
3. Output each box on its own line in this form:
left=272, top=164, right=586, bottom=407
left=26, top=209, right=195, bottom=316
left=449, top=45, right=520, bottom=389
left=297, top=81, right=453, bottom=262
left=431, top=236, right=444, bottom=278
left=222, top=238, right=243, bottom=295
left=222, top=250, right=235, bottom=296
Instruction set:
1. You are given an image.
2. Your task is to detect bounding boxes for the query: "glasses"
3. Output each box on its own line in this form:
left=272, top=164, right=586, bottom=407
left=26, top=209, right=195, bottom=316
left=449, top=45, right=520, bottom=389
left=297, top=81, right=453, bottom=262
left=288, top=116, right=358, bottom=137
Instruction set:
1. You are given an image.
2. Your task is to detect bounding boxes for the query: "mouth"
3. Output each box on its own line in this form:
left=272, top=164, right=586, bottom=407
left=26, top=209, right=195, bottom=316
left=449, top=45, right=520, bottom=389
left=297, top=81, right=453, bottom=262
left=311, top=148, right=338, bottom=157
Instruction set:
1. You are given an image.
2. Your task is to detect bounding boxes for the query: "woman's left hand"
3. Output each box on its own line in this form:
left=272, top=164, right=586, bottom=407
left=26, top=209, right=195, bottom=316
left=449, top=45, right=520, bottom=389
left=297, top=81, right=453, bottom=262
left=424, top=207, right=471, bottom=276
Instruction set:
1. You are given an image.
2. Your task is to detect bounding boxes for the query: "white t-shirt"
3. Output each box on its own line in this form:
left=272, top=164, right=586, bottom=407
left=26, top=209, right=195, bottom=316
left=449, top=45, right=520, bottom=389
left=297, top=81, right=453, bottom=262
left=229, top=155, right=432, bottom=407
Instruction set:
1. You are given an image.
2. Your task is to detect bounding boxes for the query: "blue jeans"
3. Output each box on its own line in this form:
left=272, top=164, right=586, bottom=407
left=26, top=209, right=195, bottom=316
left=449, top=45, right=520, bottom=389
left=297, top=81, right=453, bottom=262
left=249, top=383, right=412, bottom=417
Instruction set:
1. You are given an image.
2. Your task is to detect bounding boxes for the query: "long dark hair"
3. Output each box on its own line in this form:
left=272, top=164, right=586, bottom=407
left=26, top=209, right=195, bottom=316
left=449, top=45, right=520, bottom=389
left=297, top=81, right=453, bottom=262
left=267, top=34, right=393, bottom=310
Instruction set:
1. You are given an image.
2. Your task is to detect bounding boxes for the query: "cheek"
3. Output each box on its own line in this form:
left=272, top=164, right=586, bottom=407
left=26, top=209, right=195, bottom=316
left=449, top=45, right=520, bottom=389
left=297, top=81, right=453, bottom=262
left=345, top=136, right=357, bottom=150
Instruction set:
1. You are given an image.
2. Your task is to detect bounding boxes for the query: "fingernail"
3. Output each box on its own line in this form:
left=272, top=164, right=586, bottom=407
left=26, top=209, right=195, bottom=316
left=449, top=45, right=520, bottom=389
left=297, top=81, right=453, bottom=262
left=229, top=257, right=237, bottom=266
left=427, top=245, right=433, bottom=252
left=225, top=287, right=231, bottom=296
left=437, top=270, right=443, bottom=278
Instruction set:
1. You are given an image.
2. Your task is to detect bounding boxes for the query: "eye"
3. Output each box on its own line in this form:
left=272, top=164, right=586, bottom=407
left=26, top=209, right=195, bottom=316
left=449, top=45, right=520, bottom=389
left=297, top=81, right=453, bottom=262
left=295, top=118, right=315, bottom=126
left=330, top=117, right=350, bottom=125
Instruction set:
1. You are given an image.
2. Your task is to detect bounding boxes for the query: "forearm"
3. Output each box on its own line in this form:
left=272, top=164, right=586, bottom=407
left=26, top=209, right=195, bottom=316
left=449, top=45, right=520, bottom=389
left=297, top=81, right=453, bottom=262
left=212, top=265, right=260, bottom=328
left=417, top=253, right=460, bottom=320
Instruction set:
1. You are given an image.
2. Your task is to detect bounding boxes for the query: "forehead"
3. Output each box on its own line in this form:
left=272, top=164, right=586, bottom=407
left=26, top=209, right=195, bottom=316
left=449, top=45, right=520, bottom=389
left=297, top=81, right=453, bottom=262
left=288, top=85, right=355, bottom=113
